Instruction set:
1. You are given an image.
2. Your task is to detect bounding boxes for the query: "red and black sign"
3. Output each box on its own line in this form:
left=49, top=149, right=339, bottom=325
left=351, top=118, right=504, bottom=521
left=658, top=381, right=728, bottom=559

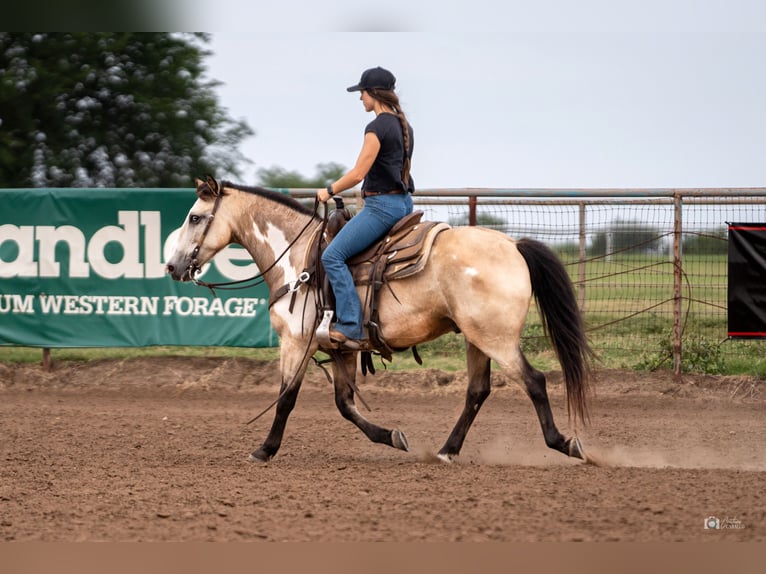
left=728, top=223, right=766, bottom=339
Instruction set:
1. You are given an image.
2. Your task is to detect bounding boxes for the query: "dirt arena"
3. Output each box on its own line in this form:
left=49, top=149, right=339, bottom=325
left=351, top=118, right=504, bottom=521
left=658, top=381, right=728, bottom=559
left=0, top=356, right=763, bottom=542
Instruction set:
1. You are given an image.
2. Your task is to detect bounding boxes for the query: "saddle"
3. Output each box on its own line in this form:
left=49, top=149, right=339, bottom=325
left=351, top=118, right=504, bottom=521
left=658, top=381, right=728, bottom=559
left=315, top=201, right=450, bottom=359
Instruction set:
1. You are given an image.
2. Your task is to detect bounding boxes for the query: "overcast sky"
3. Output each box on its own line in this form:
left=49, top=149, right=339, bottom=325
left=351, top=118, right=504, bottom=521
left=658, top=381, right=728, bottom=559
left=200, top=1, right=766, bottom=190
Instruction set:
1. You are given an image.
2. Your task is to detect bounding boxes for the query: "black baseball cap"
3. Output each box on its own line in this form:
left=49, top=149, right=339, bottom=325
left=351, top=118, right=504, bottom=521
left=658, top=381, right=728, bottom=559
left=346, top=66, right=396, bottom=92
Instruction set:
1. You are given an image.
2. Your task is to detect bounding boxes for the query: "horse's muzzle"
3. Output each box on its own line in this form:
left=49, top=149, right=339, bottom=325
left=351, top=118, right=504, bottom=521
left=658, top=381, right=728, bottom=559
left=165, top=262, right=194, bottom=282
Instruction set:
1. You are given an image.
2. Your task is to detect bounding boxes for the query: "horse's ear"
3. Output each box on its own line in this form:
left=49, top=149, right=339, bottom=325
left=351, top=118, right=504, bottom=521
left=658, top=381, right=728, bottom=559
left=205, top=174, right=220, bottom=196
left=194, top=177, right=210, bottom=200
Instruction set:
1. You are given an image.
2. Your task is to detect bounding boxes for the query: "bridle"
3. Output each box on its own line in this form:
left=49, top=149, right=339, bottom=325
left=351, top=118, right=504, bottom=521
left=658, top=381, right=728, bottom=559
left=188, top=190, right=224, bottom=281
left=179, top=181, right=373, bottom=424
left=185, top=186, right=322, bottom=297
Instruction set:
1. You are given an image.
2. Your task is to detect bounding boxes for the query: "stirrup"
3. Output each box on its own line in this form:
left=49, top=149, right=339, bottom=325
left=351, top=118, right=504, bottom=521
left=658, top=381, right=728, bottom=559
left=316, top=309, right=337, bottom=349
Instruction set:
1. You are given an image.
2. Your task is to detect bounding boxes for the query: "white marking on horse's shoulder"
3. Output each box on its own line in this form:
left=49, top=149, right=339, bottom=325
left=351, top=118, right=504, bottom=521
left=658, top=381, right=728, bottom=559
left=464, top=267, right=479, bottom=277
left=250, top=221, right=267, bottom=244
left=272, top=299, right=308, bottom=337
left=251, top=222, right=297, bottom=281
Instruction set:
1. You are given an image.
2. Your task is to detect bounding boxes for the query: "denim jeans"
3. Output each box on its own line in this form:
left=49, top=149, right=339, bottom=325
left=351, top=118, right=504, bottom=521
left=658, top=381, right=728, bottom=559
left=321, top=193, right=414, bottom=340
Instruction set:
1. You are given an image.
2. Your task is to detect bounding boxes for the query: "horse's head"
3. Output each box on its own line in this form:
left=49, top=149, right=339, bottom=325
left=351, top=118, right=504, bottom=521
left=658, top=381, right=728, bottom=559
left=165, top=175, right=232, bottom=282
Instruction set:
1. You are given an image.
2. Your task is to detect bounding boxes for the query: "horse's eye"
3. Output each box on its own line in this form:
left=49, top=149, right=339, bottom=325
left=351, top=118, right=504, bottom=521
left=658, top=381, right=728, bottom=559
left=190, top=214, right=201, bottom=224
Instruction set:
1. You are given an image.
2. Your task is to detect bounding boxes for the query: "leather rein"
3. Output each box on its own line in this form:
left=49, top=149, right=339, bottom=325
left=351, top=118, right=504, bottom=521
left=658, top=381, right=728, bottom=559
left=182, top=190, right=372, bottom=425
left=187, top=194, right=322, bottom=297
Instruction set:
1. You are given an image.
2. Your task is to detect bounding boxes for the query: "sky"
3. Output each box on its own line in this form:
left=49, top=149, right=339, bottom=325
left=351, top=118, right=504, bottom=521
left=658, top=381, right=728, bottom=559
left=199, top=1, right=766, bottom=191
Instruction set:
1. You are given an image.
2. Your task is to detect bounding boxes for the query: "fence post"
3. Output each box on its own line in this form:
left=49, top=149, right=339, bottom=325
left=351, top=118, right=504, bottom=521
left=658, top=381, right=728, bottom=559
left=605, top=229, right=613, bottom=262
left=468, top=195, right=477, bottom=226
left=578, top=202, right=586, bottom=311
left=673, top=193, right=683, bottom=379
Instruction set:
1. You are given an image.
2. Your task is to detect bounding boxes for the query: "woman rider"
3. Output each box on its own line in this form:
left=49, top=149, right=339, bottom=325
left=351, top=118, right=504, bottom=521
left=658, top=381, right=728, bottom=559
left=316, top=66, right=415, bottom=349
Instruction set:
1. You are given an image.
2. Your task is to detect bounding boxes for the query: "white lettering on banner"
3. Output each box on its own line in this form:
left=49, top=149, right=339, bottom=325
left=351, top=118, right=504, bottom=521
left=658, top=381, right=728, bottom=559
left=161, top=296, right=258, bottom=317
left=88, top=211, right=144, bottom=279
left=36, top=226, right=90, bottom=277
left=0, top=225, right=36, bottom=277
left=39, top=294, right=160, bottom=315
left=0, top=211, right=258, bottom=280
left=0, top=293, right=265, bottom=318
left=0, top=294, right=35, bottom=314
left=141, top=211, right=167, bottom=278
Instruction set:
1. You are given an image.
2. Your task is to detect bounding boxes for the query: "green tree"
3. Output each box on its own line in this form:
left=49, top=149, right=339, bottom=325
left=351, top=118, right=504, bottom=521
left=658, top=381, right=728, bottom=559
left=257, top=162, right=346, bottom=188
left=682, top=228, right=728, bottom=255
left=448, top=212, right=507, bottom=230
left=0, top=32, right=253, bottom=188
left=590, top=221, right=663, bottom=256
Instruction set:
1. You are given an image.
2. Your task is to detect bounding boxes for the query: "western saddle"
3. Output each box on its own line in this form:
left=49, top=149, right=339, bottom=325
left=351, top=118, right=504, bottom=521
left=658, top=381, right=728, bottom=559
left=314, top=198, right=450, bottom=360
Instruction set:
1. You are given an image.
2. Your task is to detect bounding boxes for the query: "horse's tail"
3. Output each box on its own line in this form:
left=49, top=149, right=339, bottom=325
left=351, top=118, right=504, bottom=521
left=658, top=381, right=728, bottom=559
left=516, top=238, right=593, bottom=424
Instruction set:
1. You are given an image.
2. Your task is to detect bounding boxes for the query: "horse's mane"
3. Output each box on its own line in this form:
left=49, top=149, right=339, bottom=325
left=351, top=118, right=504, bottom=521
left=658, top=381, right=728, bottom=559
left=221, top=181, right=317, bottom=217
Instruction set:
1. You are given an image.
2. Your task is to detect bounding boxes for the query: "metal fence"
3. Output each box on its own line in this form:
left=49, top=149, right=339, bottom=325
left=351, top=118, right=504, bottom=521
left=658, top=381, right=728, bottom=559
left=294, top=188, right=766, bottom=377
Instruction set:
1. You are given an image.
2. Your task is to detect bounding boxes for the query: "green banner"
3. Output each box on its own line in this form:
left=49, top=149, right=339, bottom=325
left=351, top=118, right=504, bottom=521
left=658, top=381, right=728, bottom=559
left=0, top=188, right=278, bottom=348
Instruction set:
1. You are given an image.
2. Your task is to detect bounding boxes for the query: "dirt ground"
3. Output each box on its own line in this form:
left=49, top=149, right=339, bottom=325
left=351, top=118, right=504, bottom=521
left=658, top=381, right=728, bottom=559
left=0, top=356, right=763, bottom=542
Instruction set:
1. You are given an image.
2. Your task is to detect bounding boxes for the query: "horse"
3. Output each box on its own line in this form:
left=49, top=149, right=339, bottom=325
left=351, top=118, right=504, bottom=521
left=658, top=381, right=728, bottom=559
left=165, top=177, right=594, bottom=464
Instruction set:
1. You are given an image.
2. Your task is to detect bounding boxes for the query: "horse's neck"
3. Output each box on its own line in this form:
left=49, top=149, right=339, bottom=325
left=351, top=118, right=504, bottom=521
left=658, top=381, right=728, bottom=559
left=232, top=197, right=317, bottom=287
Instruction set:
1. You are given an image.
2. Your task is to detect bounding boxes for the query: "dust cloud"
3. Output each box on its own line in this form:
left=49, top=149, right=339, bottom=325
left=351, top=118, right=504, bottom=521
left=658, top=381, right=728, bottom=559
left=444, top=436, right=766, bottom=471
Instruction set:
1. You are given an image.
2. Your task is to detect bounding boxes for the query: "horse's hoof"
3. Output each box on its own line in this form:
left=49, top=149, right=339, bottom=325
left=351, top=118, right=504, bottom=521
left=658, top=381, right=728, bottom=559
left=391, top=429, right=409, bottom=452
left=568, top=437, right=586, bottom=461
left=436, top=453, right=454, bottom=464
left=248, top=449, right=272, bottom=463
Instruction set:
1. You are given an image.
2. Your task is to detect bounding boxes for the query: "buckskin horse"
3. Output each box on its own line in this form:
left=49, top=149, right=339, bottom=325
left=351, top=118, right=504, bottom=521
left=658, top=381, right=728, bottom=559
left=165, top=177, right=594, bottom=464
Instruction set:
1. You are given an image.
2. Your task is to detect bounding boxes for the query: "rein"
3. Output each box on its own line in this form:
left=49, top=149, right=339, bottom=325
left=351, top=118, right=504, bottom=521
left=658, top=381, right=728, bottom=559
left=189, top=197, right=322, bottom=296
left=241, top=199, right=373, bottom=425
left=180, top=188, right=373, bottom=425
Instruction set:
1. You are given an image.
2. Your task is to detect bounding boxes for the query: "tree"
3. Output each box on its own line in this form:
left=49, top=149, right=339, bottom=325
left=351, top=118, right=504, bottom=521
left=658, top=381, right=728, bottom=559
left=682, top=228, right=728, bottom=255
left=257, top=162, right=346, bottom=188
left=590, top=221, right=663, bottom=256
left=0, top=33, right=253, bottom=188
left=448, top=212, right=507, bottom=230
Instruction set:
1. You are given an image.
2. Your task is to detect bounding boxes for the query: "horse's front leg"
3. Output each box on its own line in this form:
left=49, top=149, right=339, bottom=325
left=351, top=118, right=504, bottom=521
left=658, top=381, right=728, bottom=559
left=249, top=338, right=314, bottom=462
left=332, top=351, right=409, bottom=452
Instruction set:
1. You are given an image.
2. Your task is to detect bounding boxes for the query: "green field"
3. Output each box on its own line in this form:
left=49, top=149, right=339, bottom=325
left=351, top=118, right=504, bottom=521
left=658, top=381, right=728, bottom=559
left=551, top=253, right=764, bottom=376
left=1, top=254, right=763, bottom=377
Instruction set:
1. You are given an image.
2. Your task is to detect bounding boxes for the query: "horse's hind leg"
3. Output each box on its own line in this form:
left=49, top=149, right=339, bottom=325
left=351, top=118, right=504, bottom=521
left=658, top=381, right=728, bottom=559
left=437, top=341, right=492, bottom=462
left=521, top=354, right=584, bottom=459
left=332, top=351, right=409, bottom=452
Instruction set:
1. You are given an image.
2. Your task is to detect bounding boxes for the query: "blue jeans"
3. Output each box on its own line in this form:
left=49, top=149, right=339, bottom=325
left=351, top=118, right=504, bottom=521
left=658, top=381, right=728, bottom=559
left=321, top=193, right=414, bottom=340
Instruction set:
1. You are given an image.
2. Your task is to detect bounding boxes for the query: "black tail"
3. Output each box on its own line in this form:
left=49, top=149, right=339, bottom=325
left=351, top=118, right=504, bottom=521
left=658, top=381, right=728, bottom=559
left=516, top=238, right=593, bottom=424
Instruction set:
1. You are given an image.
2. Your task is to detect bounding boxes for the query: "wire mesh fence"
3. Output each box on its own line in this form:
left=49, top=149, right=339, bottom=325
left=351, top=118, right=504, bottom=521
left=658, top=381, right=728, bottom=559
left=404, top=189, right=766, bottom=375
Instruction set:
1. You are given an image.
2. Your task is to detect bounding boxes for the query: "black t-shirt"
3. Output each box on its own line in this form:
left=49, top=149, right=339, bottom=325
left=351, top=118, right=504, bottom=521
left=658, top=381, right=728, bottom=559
left=362, top=112, right=415, bottom=193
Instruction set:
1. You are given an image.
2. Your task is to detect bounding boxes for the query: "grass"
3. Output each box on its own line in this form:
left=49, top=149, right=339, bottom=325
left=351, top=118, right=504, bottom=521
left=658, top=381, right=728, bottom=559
left=560, top=252, right=765, bottom=377
left=0, top=345, right=280, bottom=364
left=2, top=330, right=763, bottom=379
left=0, top=334, right=468, bottom=372
left=2, top=255, right=763, bottom=378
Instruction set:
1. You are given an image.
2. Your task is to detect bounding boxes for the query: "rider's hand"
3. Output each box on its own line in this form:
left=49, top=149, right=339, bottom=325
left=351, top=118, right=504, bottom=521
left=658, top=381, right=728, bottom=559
left=317, top=187, right=331, bottom=203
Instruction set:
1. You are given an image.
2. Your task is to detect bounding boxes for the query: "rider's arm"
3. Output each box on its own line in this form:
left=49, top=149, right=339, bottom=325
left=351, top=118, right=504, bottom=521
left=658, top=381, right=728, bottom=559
left=317, top=132, right=380, bottom=203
